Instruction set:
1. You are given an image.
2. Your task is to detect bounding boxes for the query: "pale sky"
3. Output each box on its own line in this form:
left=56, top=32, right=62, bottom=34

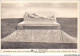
left=1, top=3, right=78, bottom=18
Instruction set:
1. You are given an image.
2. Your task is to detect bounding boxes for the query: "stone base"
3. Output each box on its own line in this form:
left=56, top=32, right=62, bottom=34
left=2, top=30, right=77, bottom=43
left=2, top=21, right=77, bottom=43
left=17, top=21, right=61, bottom=30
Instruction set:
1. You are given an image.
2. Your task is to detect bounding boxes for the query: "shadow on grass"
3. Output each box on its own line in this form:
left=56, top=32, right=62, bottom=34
left=1, top=41, right=77, bottom=49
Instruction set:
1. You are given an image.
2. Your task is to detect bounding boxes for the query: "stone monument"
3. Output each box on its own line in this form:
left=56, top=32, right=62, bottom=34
left=2, top=12, right=76, bottom=43
left=17, top=12, right=61, bottom=30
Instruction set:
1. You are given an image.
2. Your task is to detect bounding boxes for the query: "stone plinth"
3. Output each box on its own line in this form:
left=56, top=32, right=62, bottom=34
left=2, top=30, right=77, bottom=43
left=17, top=21, right=60, bottom=30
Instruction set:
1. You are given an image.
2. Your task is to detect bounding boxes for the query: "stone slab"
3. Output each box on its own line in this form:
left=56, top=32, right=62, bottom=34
left=17, top=21, right=60, bottom=30
left=2, top=30, right=77, bottom=43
